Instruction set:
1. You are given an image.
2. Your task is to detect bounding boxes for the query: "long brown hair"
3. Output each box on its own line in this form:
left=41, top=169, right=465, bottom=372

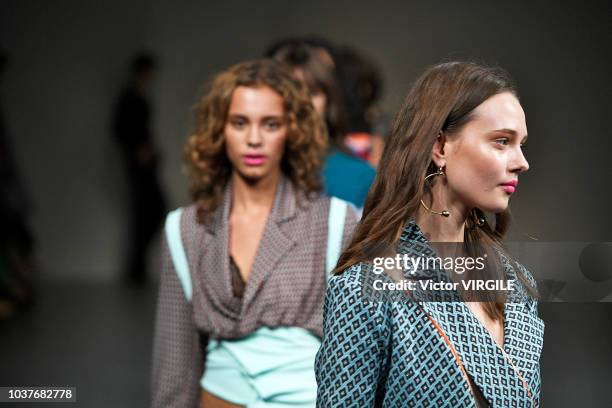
left=185, top=59, right=328, bottom=223
left=335, top=61, right=534, bottom=320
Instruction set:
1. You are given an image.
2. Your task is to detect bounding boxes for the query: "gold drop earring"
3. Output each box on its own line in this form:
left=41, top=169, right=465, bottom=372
left=420, top=166, right=450, bottom=217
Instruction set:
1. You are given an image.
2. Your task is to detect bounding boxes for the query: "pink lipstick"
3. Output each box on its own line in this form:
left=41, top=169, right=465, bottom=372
left=243, top=154, right=266, bottom=166
left=500, top=179, right=518, bottom=194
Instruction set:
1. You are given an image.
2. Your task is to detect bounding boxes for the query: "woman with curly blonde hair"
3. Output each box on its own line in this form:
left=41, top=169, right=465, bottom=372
left=151, top=59, right=359, bottom=408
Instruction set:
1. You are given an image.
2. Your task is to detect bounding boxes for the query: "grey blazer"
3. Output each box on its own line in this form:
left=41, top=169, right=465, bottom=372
left=151, top=176, right=359, bottom=408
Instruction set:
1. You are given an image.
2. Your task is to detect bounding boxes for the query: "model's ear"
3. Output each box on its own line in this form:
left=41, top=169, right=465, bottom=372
left=431, top=131, right=447, bottom=168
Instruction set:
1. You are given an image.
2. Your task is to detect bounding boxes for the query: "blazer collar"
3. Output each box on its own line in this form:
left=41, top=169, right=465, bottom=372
left=397, top=219, right=542, bottom=406
left=205, top=175, right=298, bottom=235
left=201, top=175, right=300, bottom=318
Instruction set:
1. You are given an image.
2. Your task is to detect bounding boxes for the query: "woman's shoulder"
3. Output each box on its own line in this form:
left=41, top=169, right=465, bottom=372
left=496, top=249, right=540, bottom=300
left=164, top=204, right=207, bottom=249
left=329, top=262, right=365, bottom=288
left=327, top=262, right=386, bottom=309
left=324, top=263, right=393, bottom=342
left=302, top=193, right=360, bottom=220
left=497, top=251, right=537, bottom=284
left=165, top=204, right=200, bottom=229
left=176, top=203, right=198, bottom=219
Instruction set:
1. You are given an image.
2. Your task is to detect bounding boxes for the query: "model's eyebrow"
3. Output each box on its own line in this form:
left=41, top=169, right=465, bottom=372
left=227, top=114, right=284, bottom=120
left=261, top=115, right=284, bottom=121
left=491, top=128, right=528, bottom=143
left=492, top=128, right=517, bottom=135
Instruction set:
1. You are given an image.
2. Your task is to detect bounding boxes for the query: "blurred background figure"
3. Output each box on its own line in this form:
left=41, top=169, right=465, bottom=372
left=112, top=52, right=167, bottom=286
left=268, top=39, right=377, bottom=209
left=0, top=50, right=36, bottom=320
left=334, top=46, right=388, bottom=167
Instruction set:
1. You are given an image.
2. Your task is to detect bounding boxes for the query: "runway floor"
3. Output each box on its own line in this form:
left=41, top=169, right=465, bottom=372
left=0, top=283, right=157, bottom=408
left=0, top=283, right=610, bottom=407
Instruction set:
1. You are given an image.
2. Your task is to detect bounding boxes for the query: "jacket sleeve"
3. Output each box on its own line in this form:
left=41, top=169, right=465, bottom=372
left=151, top=231, right=205, bottom=408
left=315, top=266, right=390, bottom=407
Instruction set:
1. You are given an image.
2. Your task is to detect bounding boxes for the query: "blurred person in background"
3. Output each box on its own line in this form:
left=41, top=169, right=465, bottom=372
left=112, top=52, right=167, bottom=285
left=268, top=40, right=376, bottom=210
left=268, top=38, right=388, bottom=168
left=335, top=47, right=387, bottom=167
left=0, top=50, right=36, bottom=319
left=151, top=59, right=358, bottom=408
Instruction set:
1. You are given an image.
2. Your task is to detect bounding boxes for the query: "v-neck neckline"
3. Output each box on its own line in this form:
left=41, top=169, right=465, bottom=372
left=399, top=219, right=539, bottom=405
left=399, top=219, right=510, bottom=352
left=223, top=187, right=275, bottom=309
left=215, top=176, right=299, bottom=316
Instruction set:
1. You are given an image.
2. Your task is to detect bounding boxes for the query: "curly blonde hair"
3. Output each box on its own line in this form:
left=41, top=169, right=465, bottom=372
left=185, top=59, right=328, bottom=223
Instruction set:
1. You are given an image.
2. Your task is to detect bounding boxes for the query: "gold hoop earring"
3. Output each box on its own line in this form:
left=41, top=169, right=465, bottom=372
left=420, top=166, right=450, bottom=217
left=472, top=208, right=486, bottom=227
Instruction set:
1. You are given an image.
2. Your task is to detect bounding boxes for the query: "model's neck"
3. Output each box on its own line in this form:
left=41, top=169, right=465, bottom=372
left=231, top=171, right=279, bottom=215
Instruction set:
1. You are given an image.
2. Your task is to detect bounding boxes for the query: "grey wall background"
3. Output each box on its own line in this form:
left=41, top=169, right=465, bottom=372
left=1, top=0, right=610, bottom=281
left=1, top=1, right=611, bottom=406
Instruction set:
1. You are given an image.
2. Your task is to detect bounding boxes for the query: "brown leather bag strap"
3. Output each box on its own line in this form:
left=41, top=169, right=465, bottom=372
left=425, top=310, right=535, bottom=408
left=424, top=313, right=476, bottom=396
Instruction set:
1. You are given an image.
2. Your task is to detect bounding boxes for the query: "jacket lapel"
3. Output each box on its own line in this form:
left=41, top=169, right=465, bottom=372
left=199, top=183, right=243, bottom=319
left=419, top=301, right=535, bottom=406
left=398, top=220, right=540, bottom=406
left=501, top=261, right=545, bottom=395
left=240, top=176, right=298, bottom=313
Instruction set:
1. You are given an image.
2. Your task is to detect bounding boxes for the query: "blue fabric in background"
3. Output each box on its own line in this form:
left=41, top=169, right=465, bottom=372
left=322, top=149, right=376, bottom=209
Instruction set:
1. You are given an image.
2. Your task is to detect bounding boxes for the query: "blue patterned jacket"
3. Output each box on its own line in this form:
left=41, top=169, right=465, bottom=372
left=315, top=220, right=545, bottom=407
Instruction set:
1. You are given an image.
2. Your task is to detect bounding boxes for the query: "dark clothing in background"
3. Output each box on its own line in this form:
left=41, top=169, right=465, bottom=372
left=113, top=86, right=166, bottom=284
left=0, top=102, right=36, bottom=318
left=114, top=87, right=152, bottom=155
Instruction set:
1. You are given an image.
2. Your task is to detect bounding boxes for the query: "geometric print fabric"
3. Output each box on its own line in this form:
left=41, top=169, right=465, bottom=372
left=315, top=220, right=544, bottom=407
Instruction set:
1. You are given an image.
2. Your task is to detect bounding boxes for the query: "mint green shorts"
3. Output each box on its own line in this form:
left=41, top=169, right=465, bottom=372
left=201, top=327, right=320, bottom=408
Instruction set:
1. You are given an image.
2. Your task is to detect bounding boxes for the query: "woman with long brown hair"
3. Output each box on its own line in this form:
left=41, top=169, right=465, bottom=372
left=151, top=59, right=358, bottom=408
left=315, top=61, right=544, bottom=407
